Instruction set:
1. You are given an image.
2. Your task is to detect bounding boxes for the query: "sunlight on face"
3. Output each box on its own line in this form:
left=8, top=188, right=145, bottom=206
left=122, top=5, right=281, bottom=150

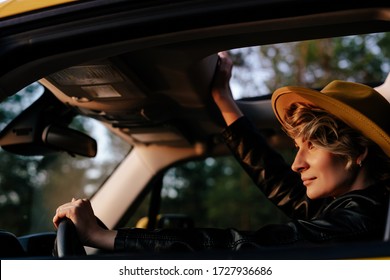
left=291, top=137, right=358, bottom=199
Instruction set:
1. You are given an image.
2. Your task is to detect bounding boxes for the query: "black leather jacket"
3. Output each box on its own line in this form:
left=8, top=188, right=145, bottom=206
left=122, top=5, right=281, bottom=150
left=114, top=117, right=389, bottom=252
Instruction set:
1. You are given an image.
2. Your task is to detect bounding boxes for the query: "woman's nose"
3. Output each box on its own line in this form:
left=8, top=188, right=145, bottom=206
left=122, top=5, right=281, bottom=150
left=291, top=149, right=308, bottom=173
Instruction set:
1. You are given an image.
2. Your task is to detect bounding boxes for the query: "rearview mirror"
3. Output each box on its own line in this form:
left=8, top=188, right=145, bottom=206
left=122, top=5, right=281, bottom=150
left=42, top=125, right=97, bottom=157
left=0, top=91, right=97, bottom=157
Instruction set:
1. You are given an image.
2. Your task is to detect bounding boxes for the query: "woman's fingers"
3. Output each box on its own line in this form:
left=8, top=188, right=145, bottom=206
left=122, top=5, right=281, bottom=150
left=52, top=198, right=92, bottom=228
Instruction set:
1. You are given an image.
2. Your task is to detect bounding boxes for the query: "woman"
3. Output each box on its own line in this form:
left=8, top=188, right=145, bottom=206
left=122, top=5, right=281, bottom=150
left=53, top=52, right=390, bottom=252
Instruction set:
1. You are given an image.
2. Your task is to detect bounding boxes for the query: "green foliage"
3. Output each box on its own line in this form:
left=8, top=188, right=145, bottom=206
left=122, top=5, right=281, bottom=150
left=230, top=32, right=390, bottom=97
left=0, top=153, right=39, bottom=235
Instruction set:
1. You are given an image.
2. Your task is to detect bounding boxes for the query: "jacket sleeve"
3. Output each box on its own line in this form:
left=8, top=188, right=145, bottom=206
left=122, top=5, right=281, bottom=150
left=221, top=116, right=324, bottom=219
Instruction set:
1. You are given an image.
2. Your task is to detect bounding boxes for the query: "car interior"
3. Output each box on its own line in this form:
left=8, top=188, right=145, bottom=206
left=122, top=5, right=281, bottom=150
left=1, top=0, right=390, bottom=259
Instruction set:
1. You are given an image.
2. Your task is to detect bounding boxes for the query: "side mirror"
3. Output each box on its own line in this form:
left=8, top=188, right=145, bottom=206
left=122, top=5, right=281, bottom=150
left=0, top=92, right=97, bottom=157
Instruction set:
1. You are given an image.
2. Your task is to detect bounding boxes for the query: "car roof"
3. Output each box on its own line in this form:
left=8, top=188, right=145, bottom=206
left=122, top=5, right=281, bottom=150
left=0, top=0, right=389, bottom=153
left=0, top=0, right=76, bottom=19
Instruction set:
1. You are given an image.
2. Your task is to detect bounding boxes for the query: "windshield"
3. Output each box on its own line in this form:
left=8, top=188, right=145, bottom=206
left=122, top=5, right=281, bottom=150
left=0, top=83, right=131, bottom=235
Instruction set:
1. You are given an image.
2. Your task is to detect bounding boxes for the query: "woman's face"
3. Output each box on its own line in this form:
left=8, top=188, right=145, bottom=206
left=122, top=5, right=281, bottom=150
left=291, top=136, right=358, bottom=199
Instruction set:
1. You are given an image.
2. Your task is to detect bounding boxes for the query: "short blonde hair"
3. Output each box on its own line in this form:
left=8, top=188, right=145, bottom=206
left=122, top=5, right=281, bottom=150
left=283, top=102, right=390, bottom=181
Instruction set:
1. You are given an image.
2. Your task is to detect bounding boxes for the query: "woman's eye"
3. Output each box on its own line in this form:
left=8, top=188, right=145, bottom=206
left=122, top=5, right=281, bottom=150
left=307, top=141, right=314, bottom=150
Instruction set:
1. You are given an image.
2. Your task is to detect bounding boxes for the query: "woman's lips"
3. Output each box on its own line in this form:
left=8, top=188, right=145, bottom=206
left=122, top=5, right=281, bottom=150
left=302, top=177, right=315, bottom=187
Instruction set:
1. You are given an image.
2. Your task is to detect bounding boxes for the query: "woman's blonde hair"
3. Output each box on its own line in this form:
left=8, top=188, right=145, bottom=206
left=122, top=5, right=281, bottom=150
left=283, top=102, right=390, bottom=181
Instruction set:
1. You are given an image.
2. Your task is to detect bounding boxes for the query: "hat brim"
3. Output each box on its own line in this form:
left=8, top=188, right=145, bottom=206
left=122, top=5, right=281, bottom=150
left=272, top=86, right=390, bottom=157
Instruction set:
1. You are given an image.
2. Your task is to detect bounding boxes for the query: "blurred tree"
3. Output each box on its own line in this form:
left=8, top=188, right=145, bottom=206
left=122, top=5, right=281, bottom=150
left=230, top=32, right=390, bottom=98
left=160, top=156, right=288, bottom=230
left=0, top=84, right=43, bottom=235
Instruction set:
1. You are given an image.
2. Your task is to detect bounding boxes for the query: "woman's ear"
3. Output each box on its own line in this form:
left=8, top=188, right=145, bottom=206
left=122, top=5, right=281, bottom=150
left=356, top=147, right=368, bottom=167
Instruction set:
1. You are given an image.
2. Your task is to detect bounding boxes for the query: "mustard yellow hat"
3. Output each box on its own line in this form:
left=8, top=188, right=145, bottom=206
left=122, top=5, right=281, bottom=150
left=272, top=80, right=390, bottom=157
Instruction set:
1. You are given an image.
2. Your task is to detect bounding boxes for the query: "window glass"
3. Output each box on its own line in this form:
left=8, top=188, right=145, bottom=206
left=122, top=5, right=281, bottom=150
left=159, top=155, right=289, bottom=230
left=0, top=83, right=131, bottom=235
left=230, top=32, right=390, bottom=99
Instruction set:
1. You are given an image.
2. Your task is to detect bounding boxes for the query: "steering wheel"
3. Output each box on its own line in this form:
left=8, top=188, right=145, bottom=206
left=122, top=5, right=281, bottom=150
left=53, top=218, right=86, bottom=258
